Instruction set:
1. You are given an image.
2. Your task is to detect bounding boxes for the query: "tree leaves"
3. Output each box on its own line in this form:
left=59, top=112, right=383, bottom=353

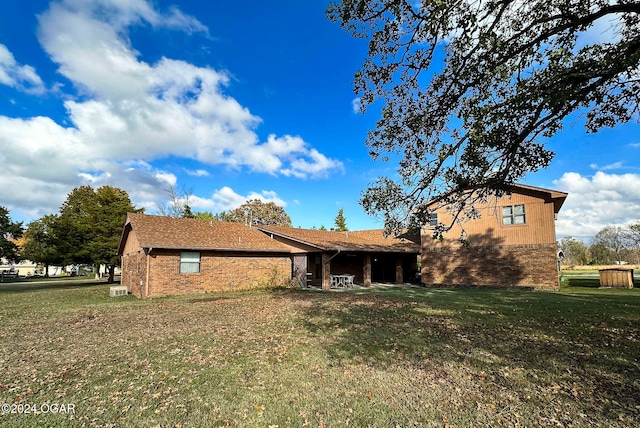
left=222, top=199, right=293, bottom=226
left=51, top=186, right=141, bottom=270
left=0, top=206, right=22, bottom=263
left=329, top=0, right=640, bottom=235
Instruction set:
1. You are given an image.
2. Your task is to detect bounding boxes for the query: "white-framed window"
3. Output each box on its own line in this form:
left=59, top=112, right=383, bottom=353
left=180, top=251, right=201, bottom=273
left=502, top=204, right=526, bottom=225
left=429, top=213, right=438, bottom=227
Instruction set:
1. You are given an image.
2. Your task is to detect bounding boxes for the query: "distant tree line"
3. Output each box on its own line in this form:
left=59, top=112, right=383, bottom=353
left=156, top=185, right=293, bottom=226
left=2, top=185, right=355, bottom=282
left=2, top=186, right=296, bottom=282
left=560, top=223, right=640, bottom=267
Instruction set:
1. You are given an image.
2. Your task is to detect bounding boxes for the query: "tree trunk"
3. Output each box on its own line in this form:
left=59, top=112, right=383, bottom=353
left=107, top=264, right=115, bottom=284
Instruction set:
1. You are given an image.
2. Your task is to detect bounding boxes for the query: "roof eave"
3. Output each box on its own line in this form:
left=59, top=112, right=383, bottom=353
left=138, top=244, right=291, bottom=253
left=256, top=227, right=327, bottom=251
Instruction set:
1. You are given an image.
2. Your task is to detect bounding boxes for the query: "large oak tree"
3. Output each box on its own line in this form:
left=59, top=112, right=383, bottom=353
left=328, top=0, right=640, bottom=235
left=225, top=199, right=293, bottom=226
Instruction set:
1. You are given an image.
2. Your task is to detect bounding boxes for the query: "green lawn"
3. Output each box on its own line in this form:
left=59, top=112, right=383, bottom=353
left=1, top=281, right=639, bottom=427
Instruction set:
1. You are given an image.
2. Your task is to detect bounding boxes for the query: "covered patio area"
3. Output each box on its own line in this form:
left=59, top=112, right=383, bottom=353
left=258, top=226, right=421, bottom=290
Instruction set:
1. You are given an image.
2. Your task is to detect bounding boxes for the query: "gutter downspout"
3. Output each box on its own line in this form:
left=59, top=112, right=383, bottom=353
left=145, top=247, right=152, bottom=298
left=326, top=249, right=341, bottom=262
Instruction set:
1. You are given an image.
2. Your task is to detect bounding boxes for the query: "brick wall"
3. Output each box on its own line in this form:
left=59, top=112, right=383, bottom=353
left=121, top=250, right=147, bottom=298
left=421, top=242, right=559, bottom=290
left=145, top=250, right=292, bottom=298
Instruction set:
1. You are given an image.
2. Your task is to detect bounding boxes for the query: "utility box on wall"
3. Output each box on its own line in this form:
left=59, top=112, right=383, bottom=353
left=598, top=268, right=634, bottom=289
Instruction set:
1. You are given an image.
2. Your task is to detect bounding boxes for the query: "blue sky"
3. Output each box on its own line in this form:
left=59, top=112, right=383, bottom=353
left=1, top=0, right=638, bottom=241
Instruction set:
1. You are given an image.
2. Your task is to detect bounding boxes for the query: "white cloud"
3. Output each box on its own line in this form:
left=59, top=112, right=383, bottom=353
left=285, top=148, right=344, bottom=179
left=589, top=161, right=624, bottom=171
left=0, top=0, right=341, bottom=221
left=154, top=172, right=177, bottom=186
left=553, top=171, right=640, bottom=240
left=247, top=134, right=343, bottom=177
left=0, top=44, right=44, bottom=93
left=185, top=169, right=210, bottom=177
left=188, top=186, right=287, bottom=213
left=351, top=97, right=362, bottom=114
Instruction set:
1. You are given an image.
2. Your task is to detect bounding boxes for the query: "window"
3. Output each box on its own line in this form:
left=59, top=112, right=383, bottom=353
left=180, top=251, right=201, bottom=273
left=429, top=213, right=438, bottom=227
left=502, top=204, right=526, bottom=225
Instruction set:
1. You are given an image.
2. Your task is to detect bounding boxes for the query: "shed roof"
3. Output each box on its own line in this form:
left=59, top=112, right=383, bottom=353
left=257, top=225, right=421, bottom=253
left=117, top=213, right=292, bottom=254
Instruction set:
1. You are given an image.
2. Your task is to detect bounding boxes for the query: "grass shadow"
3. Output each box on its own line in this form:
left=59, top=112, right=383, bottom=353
left=291, top=286, right=640, bottom=421
left=0, top=279, right=106, bottom=294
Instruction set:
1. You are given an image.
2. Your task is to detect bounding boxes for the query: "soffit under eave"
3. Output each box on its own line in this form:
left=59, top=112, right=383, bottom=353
left=553, top=195, right=567, bottom=214
left=322, top=246, right=420, bottom=254
left=510, top=185, right=568, bottom=214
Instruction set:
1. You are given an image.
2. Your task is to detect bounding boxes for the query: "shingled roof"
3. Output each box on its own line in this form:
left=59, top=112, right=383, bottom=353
left=117, top=213, right=292, bottom=254
left=257, top=225, right=420, bottom=253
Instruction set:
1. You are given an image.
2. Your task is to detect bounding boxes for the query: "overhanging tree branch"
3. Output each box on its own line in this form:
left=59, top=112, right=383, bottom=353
left=329, top=0, right=640, bottom=236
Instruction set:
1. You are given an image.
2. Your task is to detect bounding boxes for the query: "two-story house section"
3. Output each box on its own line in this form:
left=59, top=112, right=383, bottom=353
left=421, top=184, right=568, bottom=290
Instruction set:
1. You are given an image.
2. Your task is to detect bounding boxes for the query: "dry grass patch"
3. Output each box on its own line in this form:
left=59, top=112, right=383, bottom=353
left=0, top=282, right=638, bottom=427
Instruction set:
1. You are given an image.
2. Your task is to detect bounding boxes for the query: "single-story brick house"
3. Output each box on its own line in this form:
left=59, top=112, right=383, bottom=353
left=117, top=214, right=293, bottom=298
left=117, top=213, right=420, bottom=298
left=420, top=184, right=567, bottom=290
left=117, top=184, right=567, bottom=297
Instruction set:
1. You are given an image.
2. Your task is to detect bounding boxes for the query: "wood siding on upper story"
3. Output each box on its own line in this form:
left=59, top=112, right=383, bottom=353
left=425, top=192, right=559, bottom=247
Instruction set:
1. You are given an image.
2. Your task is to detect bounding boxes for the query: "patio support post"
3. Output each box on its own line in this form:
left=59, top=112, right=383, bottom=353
left=363, top=254, right=372, bottom=287
left=322, top=253, right=331, bottom=290
left=395, top=256, right=403, bottom=284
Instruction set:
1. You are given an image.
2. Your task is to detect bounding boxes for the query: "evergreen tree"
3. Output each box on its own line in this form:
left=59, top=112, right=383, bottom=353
left=334, top=208, right=348, bottom=232
left=54, top=186, right=142, bottom=282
